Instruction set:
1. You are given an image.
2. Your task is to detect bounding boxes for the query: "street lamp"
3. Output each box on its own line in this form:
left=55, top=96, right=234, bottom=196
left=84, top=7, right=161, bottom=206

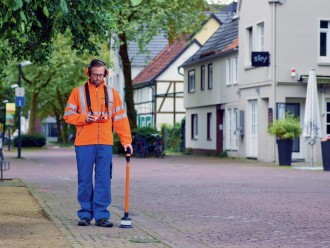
left=17, top=61, right=32, bottom=158
left=6, top=84, right=19, bottom=151
left=2, top=100, right=8, bottom=146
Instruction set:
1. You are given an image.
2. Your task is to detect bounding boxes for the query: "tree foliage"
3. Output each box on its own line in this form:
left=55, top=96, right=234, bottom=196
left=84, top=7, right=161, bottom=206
left=22, top=32, right=109, bottom=140
left=0, top=0, right=210, bottom=142
left=0, top=0, right=116, bottom=63
left=113, top=0, right=208, bottom=129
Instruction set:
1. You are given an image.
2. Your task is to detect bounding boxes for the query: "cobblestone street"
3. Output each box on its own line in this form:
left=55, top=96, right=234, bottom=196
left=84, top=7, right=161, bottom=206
left=3, top=146, right=330, bottom=247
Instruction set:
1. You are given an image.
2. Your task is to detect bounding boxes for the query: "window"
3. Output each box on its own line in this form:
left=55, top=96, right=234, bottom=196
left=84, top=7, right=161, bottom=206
left=246, top=26, right=253, bottom=65
left=226, top=56, right=238, bottom=85
left=326, top=102, right=330, bottom=134
left=201, top=65, right=205, bottom=91
left=226, top=58, right=232, bottom=85
left=191, top=114, right=198, bottom=139
left=208, top=63, right=213, bottom=89
left=188, top=70, right=195, bottom=93
left=140, top=116, right=146, bottom=127
left=226, top=108, right=238, bottom=150
left=233, top=56, right=238, bottom=84
left=319, top=20, right=330, bottom=63
left=257, top=22, right=265, bottom=51
left=207, top=112, right=212, bottom=140
left=146, top=116, right=152, bottom=127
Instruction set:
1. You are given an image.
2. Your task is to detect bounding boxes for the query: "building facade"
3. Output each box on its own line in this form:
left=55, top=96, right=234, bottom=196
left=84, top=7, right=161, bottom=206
left=236, top=0, right=330, bottom=163
left=132, top=12, right=225, bottom=130
left=182, top=15, right=239, bottom=155
left=183, top=0, right=330, bottom=164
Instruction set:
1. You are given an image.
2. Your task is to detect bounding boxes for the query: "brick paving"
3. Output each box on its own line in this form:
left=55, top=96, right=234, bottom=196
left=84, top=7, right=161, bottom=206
left=3, top=146, right=330, bottom=248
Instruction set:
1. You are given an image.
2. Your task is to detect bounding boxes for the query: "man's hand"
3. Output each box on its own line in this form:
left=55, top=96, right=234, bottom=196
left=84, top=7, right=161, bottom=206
left=124, top=144, right=133, bottom=155
left=85, top=114, right=96, bottom=123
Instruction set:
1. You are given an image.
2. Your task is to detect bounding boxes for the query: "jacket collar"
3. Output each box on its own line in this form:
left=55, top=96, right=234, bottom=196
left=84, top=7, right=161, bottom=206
left=88, top=79, right=105, bottom=88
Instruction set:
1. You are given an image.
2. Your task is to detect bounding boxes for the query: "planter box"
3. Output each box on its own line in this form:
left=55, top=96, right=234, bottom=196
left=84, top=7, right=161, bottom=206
left=277, top=139, right=293, bottom=166
left=321, top=141, right=330, bottom=171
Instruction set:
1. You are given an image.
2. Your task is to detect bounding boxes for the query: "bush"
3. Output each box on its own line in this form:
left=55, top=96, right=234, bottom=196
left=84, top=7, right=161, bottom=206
left=184, top=148, right=194, bottom=155
left=113, top=124, right=185, bottom=155
left=113, top=132, right=124, bottom=154
left=268, top=113, right=302, bottom=140
left=113, top=127, right=159, bottom=155
left=161, top=123, right=182, bottom=152
left=132, top=127, right=159, bottom=143
left=13, top=134, right=46, bottom=147
left=219, top=150, right=228, bottom=158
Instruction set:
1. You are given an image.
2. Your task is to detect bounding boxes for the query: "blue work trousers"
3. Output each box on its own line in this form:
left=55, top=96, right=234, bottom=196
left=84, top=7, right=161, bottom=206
left=75, top=145, right=112, bottom=221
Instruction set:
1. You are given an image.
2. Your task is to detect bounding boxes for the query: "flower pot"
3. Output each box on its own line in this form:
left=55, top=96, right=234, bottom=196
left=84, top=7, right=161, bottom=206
left=277, top=139, right=293, bottom=166
left=321, top=141, right=330, bottom=171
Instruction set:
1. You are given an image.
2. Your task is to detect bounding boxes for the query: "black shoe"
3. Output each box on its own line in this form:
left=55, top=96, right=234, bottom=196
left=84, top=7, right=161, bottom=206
left=95, top=218, right=113, bottom=227
left=78, top=217, right=90, bottom=226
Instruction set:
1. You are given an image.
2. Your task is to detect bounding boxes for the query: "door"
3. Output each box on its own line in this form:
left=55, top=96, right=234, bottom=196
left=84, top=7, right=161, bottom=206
left=285, top=104, right=299, bottom=151
left=216, top=106, right=224, bottom=154
left=248, top=100, right=258, bottom=158
left=226, top=107, right=239, bottom=150
left=277, top=102, right=303, bottom=160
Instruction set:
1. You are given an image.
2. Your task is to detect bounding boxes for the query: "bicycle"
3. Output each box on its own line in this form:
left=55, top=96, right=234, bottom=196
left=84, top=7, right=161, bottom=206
left=153, top=137, right=165, bottom=159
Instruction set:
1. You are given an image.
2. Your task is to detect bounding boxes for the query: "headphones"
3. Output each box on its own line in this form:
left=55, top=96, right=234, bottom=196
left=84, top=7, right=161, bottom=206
left=85, top=59, right=109, bottom=77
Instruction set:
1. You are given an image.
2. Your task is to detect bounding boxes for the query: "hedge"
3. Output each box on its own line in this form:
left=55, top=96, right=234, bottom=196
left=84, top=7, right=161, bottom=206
left=13, top=134, right=46, bottom=148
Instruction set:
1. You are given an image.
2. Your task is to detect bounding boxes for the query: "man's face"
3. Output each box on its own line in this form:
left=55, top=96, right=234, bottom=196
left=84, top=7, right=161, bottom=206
left=90, top=66, right=105, bottom=87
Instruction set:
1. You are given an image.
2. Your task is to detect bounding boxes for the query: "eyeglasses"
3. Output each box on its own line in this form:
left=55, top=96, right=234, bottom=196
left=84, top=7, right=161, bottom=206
left=91, top=73, right=104, bottom=78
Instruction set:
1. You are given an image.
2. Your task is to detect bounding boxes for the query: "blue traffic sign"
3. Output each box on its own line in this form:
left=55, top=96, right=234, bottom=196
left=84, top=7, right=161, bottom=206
left=15, top=96, right=25, bottom=106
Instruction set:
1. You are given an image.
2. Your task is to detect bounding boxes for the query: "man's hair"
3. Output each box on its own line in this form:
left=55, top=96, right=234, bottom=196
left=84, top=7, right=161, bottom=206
left=88, top=59, right=107, bottom=76
left=89, top=59, right=106, bottom=68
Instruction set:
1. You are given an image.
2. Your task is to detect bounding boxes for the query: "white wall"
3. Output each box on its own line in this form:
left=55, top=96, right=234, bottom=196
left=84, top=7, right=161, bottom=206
left=185, top=106, right=217, bottom=150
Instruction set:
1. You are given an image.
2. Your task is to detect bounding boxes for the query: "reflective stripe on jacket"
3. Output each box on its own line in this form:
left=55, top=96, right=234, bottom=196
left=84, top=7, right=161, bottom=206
left=64, top=80, right=132, bottom=146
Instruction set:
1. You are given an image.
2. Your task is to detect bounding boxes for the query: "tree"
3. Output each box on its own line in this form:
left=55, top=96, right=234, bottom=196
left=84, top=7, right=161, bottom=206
left=0, top=0, right=117, bottom=63
left=22, top=32, right=109, bottom=140
left=1, top=0, right=209, bottom=137
left=37, top=33, right=109, bottom=143
left=112, top=0, right=208, bottom=129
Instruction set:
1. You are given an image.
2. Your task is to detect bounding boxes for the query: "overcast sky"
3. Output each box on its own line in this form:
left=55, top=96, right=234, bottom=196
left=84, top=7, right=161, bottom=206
left=207, top=0, right=236, bottom=4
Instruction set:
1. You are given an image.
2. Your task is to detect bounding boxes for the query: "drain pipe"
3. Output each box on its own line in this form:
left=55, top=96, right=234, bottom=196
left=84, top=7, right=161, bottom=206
left=269, top=0, right=282, bottom=162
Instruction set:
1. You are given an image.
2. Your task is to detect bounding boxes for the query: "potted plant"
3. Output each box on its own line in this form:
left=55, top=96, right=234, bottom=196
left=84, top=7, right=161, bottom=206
left=321, top=135, right=330, bottom=171
left=268, top=113, right=302, bottom=165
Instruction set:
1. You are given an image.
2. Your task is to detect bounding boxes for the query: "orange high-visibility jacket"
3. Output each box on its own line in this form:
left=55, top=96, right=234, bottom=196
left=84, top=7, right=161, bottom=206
left=64, top=80, right=132, bottom=146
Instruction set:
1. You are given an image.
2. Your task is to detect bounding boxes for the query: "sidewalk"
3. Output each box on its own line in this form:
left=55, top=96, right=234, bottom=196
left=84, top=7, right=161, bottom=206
left=2, top=146, right=330, bottom=247
left=0, top=178, right=71, bottom=248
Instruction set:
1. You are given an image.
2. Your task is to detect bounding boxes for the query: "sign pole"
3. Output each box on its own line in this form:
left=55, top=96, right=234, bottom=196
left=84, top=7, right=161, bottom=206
left=17, top=65, right=22, bottom=158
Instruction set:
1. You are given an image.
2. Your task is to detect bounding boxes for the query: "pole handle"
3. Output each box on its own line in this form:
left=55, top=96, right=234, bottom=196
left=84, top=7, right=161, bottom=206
left=125, top=147, right=131, bottom=162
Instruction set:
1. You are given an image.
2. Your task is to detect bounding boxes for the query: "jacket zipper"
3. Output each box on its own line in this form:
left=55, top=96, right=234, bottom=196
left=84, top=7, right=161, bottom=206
left=77, top=125, right=84, bottom=136
left=96, top=87, right=100, bottom=144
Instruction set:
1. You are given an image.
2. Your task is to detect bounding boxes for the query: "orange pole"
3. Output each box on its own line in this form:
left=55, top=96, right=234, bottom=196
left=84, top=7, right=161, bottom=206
left=124, top=161, right=130, bottom=213
left=124, top=150, right=131, bottom=213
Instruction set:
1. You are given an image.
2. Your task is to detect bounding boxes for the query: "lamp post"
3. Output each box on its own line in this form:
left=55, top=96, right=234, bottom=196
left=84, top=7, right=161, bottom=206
left=2, top=100, right=8, bottom=146
left=17, top=61, right=32, bottom=158
left=11, top=84, right=19, bottom=91
left=7, top=84, right=19, bottom=151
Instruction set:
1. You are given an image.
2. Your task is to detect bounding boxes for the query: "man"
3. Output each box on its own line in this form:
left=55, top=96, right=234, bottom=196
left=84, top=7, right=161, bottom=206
left=64, top=59, right=133, bottom=227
